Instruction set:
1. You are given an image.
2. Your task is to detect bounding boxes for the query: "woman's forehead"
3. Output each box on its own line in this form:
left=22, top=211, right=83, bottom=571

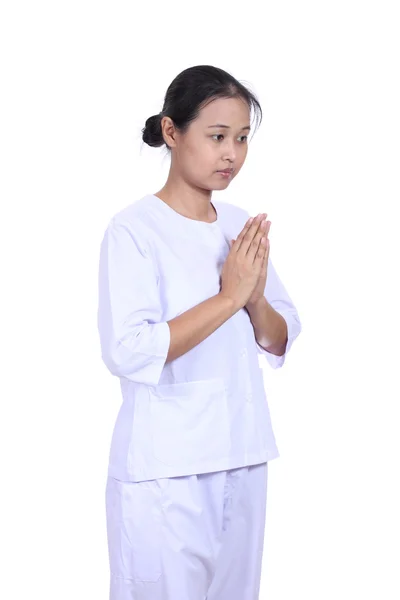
left=197, top=97, right=251, bottom=125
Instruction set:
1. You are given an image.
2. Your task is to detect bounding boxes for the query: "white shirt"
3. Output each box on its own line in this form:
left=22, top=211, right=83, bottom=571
left=97, top=194, right=302, bottom=482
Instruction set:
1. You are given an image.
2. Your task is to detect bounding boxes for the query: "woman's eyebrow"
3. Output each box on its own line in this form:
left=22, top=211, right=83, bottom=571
left=207, top=124, right=251, bottom=131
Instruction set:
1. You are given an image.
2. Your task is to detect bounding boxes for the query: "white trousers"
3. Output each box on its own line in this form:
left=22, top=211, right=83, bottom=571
left=105, top=461, right=269, bottom=600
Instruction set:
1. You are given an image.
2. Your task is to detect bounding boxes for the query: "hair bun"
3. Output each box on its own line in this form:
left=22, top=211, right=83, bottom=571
left=142, top=113, right=164, bottom=147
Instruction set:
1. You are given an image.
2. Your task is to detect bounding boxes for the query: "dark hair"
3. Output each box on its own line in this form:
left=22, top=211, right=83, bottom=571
left=141, top=65, right=262, bottom=150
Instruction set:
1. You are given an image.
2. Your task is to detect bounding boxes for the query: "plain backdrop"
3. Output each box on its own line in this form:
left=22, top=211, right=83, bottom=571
left=1, top=1, right=399, bottom=599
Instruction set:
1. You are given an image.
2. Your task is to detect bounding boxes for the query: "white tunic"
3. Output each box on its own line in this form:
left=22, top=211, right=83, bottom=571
left=97, top=194, right=302, bottom=482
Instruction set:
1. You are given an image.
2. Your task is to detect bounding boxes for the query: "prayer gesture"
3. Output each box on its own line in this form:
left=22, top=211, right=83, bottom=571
left=220, top=213, right=271, bottom=311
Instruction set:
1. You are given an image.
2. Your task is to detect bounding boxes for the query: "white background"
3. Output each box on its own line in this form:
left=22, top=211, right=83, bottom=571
left=1, top=1, right=399, bottom=598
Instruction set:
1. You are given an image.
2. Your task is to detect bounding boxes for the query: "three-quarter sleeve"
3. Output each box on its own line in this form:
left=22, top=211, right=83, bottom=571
left=256, top=256, right=302, bottom=369
left=97, top=218, right=171, bottom=385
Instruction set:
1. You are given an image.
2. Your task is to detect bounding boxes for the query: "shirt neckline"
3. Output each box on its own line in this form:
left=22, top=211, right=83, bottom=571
left=146, top=194, right=220, bottom=229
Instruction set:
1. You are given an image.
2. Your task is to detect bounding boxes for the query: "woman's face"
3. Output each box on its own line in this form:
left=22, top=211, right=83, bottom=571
left=164, top=96, right=251, bottom=191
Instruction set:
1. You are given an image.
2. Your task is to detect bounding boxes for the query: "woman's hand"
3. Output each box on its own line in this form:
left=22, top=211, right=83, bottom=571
left=229, top=214, right=271, bottom=308
left=221, top=213, right=269, bottom=311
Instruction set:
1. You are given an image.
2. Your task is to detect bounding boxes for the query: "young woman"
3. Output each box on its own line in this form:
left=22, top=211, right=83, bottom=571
left=97, top=64, right=302, bottom=600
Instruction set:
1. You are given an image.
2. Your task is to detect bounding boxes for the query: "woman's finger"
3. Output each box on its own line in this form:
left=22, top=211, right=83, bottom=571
left=240, top=214, right=267, bottom=260
left=231, top=216, right=255, bottom=250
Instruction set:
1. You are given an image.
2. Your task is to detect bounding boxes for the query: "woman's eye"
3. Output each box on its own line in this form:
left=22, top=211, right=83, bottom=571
left=211, top=134, right=248, bottom=142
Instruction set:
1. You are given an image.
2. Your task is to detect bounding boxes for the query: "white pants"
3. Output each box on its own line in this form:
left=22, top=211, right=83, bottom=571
left=105, top=461, right=269, bottom=600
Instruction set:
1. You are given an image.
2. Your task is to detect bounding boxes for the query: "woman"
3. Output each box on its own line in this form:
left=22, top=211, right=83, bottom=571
left=97, top=64, right=302, bottom=600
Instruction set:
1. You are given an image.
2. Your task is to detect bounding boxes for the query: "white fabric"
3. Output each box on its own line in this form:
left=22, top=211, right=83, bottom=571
left=97, top=194, right=302, bottom=482
left=105, top=462, right=269, bottom=600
